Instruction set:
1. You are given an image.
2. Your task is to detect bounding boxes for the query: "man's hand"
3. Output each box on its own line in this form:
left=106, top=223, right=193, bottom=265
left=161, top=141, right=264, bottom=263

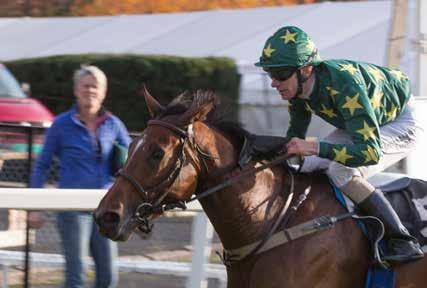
left=286, top=137, right=319, bottom=156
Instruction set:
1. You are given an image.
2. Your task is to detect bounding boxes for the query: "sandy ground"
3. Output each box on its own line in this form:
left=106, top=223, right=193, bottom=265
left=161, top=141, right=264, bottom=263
left=1, top=268, right=222, bottom=288
left=0, top=213, right=224, bottom=288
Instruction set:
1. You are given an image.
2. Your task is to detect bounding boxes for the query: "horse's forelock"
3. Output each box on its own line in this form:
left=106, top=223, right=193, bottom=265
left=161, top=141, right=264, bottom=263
left=191, top=90, right=218, bottom=109
left=160, top=90, right=218, bottom=120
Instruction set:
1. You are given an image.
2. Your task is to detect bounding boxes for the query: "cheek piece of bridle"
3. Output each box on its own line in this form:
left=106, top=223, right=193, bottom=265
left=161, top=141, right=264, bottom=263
left=116, top=119, right=293, bottom=235
left=117, top=118, right=222, bottom=234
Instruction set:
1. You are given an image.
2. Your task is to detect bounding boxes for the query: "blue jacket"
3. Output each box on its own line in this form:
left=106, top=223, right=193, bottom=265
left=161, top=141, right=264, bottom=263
left=30, top=106, right=131, bottom=189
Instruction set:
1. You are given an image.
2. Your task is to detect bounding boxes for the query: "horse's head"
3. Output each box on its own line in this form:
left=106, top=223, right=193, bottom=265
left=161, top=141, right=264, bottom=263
left=94, top=88, right=235, bottom=241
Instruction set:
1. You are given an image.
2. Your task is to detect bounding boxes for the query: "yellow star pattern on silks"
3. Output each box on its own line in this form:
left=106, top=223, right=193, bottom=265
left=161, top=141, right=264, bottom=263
left=326, top=86, right=339, bottom=97
left=386, top=104, right=398, bottom=121
left=370, top=90, right=383, bottom=110
left=333, top=147, right=353, bottom=165
left=362, top=146, right=379, bottom=164
left=390, top=70, right=406, bottom=81
left=263, top=44, right=276, bottom=58
left=356, top=121, right=377, bottom=141
left=319, top=104, right=337, bottom=118
left=339, top=63, right=358, bottom=75
left=368, top=66, right=385, bottom=83
left=306, top=39, right=315, bottom=52
left=305, top=102, right=314, bottom=113
left=287, top=102, right=292, bottom=113
left=342, top=93, right=363, bottom=116
left=280, top=29, right=297, bottom=44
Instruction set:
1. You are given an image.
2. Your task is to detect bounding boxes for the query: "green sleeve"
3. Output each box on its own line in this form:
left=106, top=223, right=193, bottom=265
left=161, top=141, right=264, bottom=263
left=318, top=87, right=382, bottom=167
left=286, top=98, right=312, bottom=140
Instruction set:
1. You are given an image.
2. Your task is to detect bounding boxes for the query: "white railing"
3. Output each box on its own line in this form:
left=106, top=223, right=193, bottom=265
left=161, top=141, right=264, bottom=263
left=0, top=188, right=226, bottom=288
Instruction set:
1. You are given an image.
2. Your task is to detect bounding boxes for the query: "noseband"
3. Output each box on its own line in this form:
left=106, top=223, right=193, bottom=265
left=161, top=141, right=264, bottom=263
left=116, top=119, right=203, bottom=234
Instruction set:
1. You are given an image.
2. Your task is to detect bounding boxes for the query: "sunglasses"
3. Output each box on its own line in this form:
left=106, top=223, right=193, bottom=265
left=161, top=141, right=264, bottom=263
left=264, top=68, right=296, bottom=81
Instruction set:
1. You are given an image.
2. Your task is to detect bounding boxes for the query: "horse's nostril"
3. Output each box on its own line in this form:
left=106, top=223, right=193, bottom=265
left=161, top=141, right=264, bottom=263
left=102, top=211, right=120, bottom=225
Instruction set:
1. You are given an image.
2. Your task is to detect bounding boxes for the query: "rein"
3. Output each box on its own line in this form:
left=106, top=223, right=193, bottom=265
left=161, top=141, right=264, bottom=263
left=117, top=119, right=354, bottom=266
left=116, top=119, right=360, bottom=267
left=116, top=119, right=294, bottom=234
left=187, top=153, right=293, bottom=203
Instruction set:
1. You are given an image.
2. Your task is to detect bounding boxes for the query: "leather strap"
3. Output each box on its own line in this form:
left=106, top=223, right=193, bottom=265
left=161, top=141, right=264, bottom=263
left=223, top=212, right=355, bottom=262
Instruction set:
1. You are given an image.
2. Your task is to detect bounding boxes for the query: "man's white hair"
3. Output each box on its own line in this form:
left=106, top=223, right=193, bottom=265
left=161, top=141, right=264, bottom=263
left=73, top=65, right=107, bottom=90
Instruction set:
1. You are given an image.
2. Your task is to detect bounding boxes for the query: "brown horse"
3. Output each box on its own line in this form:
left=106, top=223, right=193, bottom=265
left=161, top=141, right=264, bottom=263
left=94, top=90, right=427, bottom=288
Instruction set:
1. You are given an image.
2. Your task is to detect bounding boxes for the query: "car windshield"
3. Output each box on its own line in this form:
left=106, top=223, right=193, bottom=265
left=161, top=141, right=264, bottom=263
left=0, top=64, right=27, bottom=98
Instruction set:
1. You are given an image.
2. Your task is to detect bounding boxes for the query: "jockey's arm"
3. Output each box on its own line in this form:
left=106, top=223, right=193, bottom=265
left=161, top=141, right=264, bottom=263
left=285, top=98, right=312, bottom=141
left=318, top=87, right=382, bottom=167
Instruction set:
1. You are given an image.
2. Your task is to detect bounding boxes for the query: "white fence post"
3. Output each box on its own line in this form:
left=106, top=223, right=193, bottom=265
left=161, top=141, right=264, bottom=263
left=186, top=213, right=214, bottom=288
left=0, top=189, right=226, bottom=286
left=1, top=264, right=9, bottom=288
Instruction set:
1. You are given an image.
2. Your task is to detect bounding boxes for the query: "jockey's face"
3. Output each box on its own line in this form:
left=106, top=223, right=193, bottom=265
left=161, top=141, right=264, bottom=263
left=268, top=65, right=314, bottom=101
left=269, top=68, right=299, bottom=101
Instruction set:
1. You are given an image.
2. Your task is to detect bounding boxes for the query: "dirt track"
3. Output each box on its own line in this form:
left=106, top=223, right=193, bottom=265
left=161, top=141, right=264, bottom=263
left=2, top=213, right=223, bottom=287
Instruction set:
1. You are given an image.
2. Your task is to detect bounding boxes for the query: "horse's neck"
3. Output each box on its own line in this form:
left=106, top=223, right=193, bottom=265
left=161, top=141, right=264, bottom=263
left=193, top=123, right=310, bottom=249
left=200, top=162, right=291, bottom=249
left=192, top=122, right=237, bottom=170
left=193, top=123, right=285, bottom=248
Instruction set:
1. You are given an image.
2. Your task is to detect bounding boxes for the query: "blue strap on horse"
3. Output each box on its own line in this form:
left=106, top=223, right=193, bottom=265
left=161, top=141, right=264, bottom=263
left=332, top=184, right=396, bottom=288
left=364, top=266, right=396, bottom=288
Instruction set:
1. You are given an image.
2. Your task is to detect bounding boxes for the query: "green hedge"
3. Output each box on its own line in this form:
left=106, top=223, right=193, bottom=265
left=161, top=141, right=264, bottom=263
left=6, top=54, right=240, bottom=131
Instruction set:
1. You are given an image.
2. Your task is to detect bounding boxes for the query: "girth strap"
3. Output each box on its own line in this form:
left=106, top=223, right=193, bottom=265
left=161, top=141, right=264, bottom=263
left=222, top=212, right=355, bottom=263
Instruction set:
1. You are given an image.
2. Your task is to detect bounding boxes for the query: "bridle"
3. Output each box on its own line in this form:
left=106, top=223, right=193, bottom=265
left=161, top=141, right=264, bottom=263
left=116, top=118, right=296, bottom=240
left=116, top=119, right=211, bottom=234
left=114, top=118, right=361, bottom=266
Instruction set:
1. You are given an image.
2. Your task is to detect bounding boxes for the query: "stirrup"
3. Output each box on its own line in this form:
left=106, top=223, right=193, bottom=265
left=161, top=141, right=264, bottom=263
left=382, top=239, right=424, bottom=264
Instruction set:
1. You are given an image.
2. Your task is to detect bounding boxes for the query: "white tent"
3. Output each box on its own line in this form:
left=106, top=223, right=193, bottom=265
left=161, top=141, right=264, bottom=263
left=2, top=0, right=427, bottom=177
left=0, top=1, right=392, bottom=62
left=0, top=0, right=414, bottom=105
left=1, top=0, right=422, bottom=133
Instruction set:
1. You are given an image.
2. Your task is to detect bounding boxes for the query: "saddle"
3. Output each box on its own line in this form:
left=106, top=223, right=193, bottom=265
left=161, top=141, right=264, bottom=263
left=238, top=134, right=287, bottom=167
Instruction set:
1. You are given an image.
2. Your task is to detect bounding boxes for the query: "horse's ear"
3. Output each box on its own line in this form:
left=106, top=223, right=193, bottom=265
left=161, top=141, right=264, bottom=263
left=141, top=86, right=165, bottom=118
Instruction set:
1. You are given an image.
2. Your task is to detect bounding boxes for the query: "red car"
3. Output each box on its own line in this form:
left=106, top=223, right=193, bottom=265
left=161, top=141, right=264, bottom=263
left=0, top=63, right=54, bottom=153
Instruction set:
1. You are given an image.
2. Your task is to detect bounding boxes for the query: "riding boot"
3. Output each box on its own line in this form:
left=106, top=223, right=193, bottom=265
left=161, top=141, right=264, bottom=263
left=359, top=190, right=424, bottom=264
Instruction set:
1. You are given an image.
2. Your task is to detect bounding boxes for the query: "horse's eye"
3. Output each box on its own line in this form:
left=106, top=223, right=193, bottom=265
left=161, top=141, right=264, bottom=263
left=152, top=149, right=164, bottom=161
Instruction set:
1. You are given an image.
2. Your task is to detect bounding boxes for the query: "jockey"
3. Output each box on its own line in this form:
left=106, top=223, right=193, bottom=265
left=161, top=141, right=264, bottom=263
left=255, top=26, right=424, bottom=264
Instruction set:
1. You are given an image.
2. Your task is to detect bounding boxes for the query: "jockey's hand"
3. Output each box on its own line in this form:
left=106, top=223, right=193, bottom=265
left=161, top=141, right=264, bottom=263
left=286, top=137, right=319, bottom=156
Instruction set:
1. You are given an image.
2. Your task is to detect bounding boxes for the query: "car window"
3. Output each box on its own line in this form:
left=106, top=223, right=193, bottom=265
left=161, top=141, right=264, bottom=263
left=0, top=64, right=27, bottom=98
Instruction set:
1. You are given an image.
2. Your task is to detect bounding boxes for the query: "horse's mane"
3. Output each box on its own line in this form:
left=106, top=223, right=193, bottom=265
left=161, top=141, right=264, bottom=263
left=212, top=120, right=251, bottom=144
left=160, top=90, right=251, bottom=147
